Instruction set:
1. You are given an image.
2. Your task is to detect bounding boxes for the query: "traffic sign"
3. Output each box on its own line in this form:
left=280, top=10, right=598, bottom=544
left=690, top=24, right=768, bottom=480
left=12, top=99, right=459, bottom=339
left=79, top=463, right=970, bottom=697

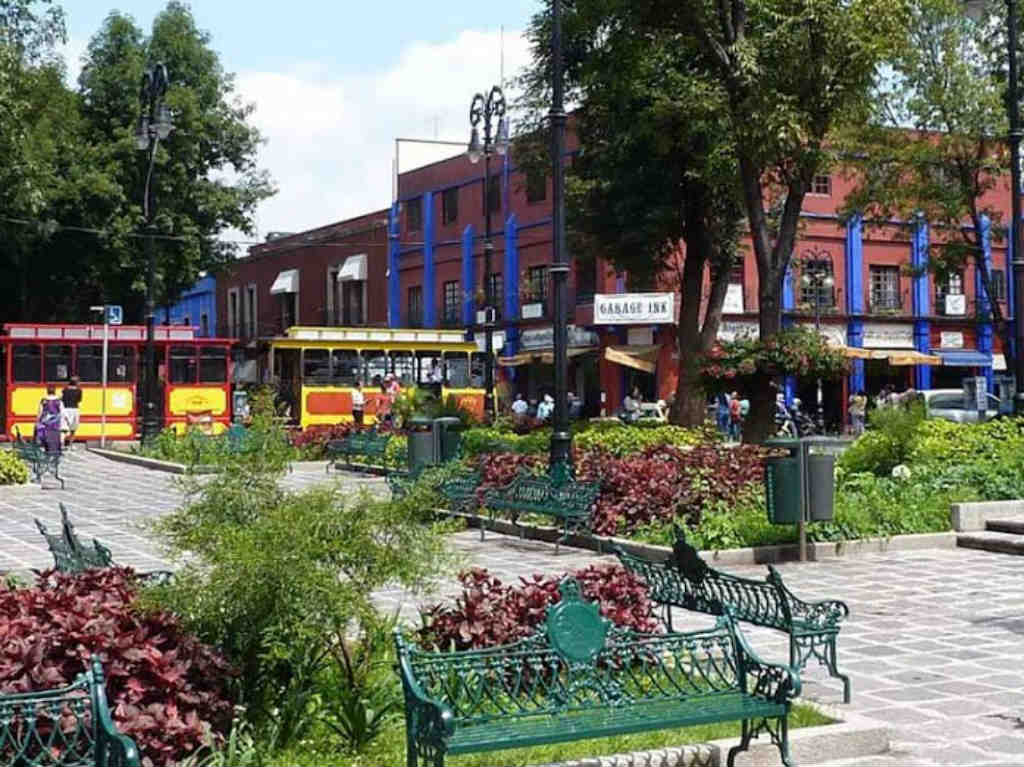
left=106, top=305, right=123, bottom=326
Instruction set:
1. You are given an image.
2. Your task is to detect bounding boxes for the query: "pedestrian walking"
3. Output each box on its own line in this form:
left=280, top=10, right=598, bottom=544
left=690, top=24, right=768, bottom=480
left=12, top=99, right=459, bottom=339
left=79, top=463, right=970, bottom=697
left=716, top=392, right=730, bottom=436
left=351, top=380, right=365, bottom=426
left=728, top=391, right=743, bottom=441
left=849, top=390, right=867, bottom=436
left=61, top=376, right=82, bottom=449
left=37, top=385, right=64, bottom=454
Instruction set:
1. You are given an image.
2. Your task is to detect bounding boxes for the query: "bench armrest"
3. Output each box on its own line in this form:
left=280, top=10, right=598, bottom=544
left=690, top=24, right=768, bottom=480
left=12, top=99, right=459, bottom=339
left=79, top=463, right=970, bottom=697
left=728, top=614, right=801, bottom=702
left=394, top=634, right=456, bottom=743
left=788, top=596, right=849, bottom=627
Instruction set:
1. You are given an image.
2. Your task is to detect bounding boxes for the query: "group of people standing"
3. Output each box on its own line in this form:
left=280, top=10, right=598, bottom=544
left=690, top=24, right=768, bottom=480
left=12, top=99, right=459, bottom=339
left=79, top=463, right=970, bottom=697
left=715, top=391, right=750, bottom=441
left=35, top=377, right=82, bottom=453
left=350, top=374, right=402, bottom=426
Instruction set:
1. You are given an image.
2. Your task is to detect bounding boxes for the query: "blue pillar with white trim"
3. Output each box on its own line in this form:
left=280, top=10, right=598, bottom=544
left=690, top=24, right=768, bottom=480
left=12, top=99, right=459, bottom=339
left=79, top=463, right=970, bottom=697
left=846, top=214, right=866, bottom=394
left=461, top=225, right=475, bottom=327
left=911, top=218, right=931, bottom=390
left=387, top=202, right=400, bottom=327
left=422, top=193, right=436, bottom=327
left=978, top=215, right=995, bottom=391
left=504, top=214, right=519, bottom=357
left=782, top=265, right=796, bottom=406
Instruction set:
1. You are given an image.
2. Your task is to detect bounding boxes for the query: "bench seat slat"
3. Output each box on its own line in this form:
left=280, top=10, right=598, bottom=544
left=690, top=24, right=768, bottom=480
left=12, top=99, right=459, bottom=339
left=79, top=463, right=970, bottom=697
left=447, top=693, right=783, bottom=754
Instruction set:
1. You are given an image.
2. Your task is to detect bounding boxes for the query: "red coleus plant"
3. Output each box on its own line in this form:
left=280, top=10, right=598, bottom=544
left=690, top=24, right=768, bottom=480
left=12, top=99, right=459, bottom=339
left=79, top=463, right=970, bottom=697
left=0, top=568, right=234, bottom=767
left=418, top=563, right=657, bottom=651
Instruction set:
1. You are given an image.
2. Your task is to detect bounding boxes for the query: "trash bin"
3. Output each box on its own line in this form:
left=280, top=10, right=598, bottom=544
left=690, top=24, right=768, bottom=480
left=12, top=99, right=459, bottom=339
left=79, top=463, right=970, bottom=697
left=764, top=455, right=802, bottom=524
left=806, top=452, right=835, bottom=521
left=407, top=415, right=435, bottom=469
left=433, top=417, right=463, bottom=463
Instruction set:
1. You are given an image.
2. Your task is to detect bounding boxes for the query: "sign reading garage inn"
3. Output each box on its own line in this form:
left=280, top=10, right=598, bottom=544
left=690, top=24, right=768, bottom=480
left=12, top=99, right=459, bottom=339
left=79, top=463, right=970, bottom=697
left=594, top=293, right=675, bottom=325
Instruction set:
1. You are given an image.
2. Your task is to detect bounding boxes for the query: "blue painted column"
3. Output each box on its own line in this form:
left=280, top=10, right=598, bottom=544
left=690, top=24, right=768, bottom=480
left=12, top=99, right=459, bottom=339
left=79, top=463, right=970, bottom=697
left=846, top=214, right=866, bottom=394
left=781, top=265, right=796, bottom=406
left=503, top=214, right=519, bottom=357
left=978, top=215, right=994, bottom=391
left=911, top=218, right=932, bottom=390
left=387, top=202, right=400, bottom=327
left=461, top=225, right=475, bottom=327
left=422, top=193, right=436, bottom=327
left=1009, top=216, right=1018, bottom=364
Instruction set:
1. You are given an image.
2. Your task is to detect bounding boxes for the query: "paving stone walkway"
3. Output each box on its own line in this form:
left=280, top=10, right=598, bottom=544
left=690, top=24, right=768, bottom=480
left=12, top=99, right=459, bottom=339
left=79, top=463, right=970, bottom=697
left=2, top=449, right=1024, bottom=765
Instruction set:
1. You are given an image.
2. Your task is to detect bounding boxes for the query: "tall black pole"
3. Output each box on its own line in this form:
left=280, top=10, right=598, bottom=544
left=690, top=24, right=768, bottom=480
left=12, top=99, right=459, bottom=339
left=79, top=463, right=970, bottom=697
left=1009, top=0, right=1024, bottom=414
left=549, top=0, right=571, bottom=478
left=483, top=148, right=495, bottom=421
left=815, top=287, right=824, bottom=433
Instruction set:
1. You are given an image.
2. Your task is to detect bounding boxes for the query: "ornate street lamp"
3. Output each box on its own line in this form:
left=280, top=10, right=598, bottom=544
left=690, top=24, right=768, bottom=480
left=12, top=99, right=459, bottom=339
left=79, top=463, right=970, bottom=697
left=135, top=64, right=173, bottom=443
left=801, top=250, right=835, bottom=433
left=467, top=86, right=509, bottom=422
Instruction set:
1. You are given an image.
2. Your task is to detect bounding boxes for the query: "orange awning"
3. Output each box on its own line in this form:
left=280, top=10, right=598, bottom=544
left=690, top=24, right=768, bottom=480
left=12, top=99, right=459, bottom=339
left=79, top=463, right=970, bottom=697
left=604, top=345, right=659, bottom=374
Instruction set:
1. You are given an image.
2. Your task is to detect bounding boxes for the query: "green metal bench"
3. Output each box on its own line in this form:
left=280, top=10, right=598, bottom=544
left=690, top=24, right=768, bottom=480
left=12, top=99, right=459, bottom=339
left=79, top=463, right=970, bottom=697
left=438, top=468, right=482, bottom=520
left=614, top=528, right=851, bottom=703
left=387, top=460, right=431, bottom=499
left=481, top=472, right=599, bottom=550
left=395, top=577, right=801, bottom=767
left=325, top=429, right=392, bottom=473
left=0, top=654, right=141, bottom=766
left=13, top=439, right=64, bottom=489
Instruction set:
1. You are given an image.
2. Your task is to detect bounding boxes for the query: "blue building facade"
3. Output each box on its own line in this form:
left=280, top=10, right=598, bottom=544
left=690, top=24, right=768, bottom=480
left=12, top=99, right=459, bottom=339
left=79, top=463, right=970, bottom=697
left=166, top=274, right=217, bottom=337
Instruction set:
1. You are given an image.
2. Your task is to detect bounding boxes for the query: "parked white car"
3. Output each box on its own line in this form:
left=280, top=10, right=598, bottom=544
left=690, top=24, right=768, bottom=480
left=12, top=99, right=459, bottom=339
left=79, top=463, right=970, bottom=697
left=920, top=388, right=1001, bottom=423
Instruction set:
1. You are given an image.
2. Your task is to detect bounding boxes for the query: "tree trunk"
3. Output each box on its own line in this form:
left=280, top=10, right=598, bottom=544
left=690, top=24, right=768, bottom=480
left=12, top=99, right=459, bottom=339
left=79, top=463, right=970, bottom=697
left=743, top=272, right=785, bottom=443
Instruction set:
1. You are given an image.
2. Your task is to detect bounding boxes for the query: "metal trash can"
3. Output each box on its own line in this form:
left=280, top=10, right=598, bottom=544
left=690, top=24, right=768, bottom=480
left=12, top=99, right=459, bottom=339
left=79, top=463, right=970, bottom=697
left=407, top=415, right=435, bottom=469
left=806, top=452, right=835, bottom=521
left=764, top=455, right=802, bottom=524
left=433, top=417, right=463, bottom=463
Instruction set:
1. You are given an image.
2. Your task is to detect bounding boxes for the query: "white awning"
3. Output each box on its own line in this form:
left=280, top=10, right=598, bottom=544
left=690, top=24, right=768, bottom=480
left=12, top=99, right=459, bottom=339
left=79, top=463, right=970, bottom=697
left=269, top=269, right=299, bottom=294
left=337, top=254, right=367, bottom=282
left=994, top=353, right=1007, bottom=372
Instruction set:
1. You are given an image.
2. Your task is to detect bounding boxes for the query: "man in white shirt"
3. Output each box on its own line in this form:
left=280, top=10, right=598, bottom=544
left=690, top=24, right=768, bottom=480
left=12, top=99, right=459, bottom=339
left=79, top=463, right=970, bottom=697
left=351, top=380, right=365, bottom=426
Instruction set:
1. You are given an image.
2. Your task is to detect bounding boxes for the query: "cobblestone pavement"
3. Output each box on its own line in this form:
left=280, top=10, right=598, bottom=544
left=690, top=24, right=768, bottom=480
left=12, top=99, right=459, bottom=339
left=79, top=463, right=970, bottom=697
left=3, top=449, right=1024, bottom=765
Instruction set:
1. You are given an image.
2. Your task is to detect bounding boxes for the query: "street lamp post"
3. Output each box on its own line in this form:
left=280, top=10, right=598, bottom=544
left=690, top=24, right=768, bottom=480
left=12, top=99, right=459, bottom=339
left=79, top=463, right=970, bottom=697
left=801, top=259, right=835, bottom=434
left=135, top=64, right=173, bottom=444
left=467, top=86, right=509, bottom=423
left=548, top=0, right=572, bottom=480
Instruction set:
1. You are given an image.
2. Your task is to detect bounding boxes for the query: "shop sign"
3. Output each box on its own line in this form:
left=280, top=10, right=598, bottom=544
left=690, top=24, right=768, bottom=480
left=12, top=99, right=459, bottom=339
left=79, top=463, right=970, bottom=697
left=796, top=322, right=846, bottom=347
left=940, top=331, right=964, bottom=349
left=521, top=302, right=544, bottom=320
left=520, top=325, right=598, bottom=350
left=594, top=293, right=675, bottom=325
left=945, top=294, right=967, bottom=316
left=863, top=322, right=914, bottom=349
left=717, top=321, right=759, bottom=342
left=627, top=327, right=654, bottom=346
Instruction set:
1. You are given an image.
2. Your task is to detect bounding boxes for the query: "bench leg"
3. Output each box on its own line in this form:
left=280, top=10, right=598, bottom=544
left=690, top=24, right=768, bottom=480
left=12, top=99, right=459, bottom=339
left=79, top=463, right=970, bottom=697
left=828, top=635, right=852, bottom=704
left=791, top=632, right=851, bottom=704
left=727, top=716, right=794, bottom=767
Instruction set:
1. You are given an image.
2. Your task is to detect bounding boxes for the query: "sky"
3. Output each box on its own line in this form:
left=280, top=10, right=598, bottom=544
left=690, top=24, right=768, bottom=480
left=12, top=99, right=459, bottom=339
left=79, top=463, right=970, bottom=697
left=58, top=0, right=540, bottom=242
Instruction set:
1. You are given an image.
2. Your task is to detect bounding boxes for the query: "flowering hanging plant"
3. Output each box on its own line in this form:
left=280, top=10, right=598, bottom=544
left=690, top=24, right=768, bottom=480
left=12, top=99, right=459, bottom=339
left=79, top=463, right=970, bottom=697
left=698, top=326, right=850, bottom=391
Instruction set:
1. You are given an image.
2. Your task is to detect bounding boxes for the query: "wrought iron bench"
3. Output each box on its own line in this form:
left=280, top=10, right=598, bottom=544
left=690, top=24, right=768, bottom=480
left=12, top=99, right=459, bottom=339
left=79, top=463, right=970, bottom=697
left=614, top=528, right=851, bottom=703
left=325, top=429, right=392, bottom=473
left=395, top=577, right=801, bottom=767
left=0, top=655, right=141, bottom=766
left=387, top=460, right=432, bottom=499
left=13, top=438, right=64, bottom=489
left=439, top=468, right=482, bottom=520
left=35, top=504, right=172, bottom=582
left=481, top=472, right=599, bottom=550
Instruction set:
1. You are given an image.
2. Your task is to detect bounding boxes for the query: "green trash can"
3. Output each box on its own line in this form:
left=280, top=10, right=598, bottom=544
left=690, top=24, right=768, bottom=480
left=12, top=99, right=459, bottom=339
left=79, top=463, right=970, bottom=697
left=407, top=415, right=435, bottom=469
left=806, top=452, right=835, bottom=521
left=764, top=455, right=802, bottom=525
left=433, top=417, right=463, bottom=463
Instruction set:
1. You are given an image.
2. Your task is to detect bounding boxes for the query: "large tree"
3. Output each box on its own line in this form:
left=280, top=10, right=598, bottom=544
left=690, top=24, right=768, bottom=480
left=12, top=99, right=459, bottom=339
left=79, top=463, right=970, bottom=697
left=518, top=1, right=744, bottom=426
left=840, top=0, right=1013, bottom=368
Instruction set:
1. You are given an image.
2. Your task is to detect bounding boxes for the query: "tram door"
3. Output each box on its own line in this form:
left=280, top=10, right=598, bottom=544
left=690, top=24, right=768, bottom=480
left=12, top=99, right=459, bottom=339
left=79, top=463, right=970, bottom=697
left=274, top=348, right=301, bottom=422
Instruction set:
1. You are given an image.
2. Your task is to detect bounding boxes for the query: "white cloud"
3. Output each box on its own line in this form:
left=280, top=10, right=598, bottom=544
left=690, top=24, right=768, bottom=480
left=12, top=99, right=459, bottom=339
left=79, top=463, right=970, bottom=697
left=235, top=27, right=531, bottom=240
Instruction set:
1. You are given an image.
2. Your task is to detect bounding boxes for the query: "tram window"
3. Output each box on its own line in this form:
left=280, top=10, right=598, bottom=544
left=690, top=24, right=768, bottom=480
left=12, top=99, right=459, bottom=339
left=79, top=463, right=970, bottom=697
left=12, top=344, right=42, bottom=382
left=170, top=346, right=198, bottom=384
left=44, top=345, right=73, bottom=383
left=303, top=349, right=331, bottom=383
left=199, top=347, right=228, bottom=383
left=417, top=352, right=443, bottom=385
left=363, top=352, right=388, bottom=386
left=331, top=349, right=361, bottom=385
left=77, top=345, right=103, bottom=382
left=391, top=351, right=415, bottom=387
left=107, top=346, right=135, bottom=382
left=470, top=352, right=488, bottom=389
left=445, top=353, right=470, bottom=388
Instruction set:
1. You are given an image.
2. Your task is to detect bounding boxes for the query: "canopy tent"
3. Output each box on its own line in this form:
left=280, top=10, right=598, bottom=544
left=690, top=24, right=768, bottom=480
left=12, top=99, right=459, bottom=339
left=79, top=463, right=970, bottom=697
left=498, top=347, right=598, bottom=366
left=603, top=345, right=660, bottom=374
left=269, top=269, right=299, bottom=295
left=337, top=253, right=367, bottom=282
left=936, top=350, right=993, bottom=367
left=841, top=346, right=941, bottom=365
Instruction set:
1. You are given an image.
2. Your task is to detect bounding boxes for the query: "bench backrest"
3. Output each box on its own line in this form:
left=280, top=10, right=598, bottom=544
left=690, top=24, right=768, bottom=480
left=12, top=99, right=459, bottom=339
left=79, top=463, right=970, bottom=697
left=397, top=578, right=743, bottom=727
left=35, top=518, right=82, bottom=573
left=486, top=475, right=599, bottom=515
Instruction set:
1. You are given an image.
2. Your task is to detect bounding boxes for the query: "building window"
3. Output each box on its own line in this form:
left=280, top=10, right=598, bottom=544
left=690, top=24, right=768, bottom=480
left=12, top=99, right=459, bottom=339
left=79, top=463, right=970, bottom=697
left=244, top=283, right=257, bottom=339
left=200, top=313, right=209, bottom=337
left=526, top=265, right=548, bottom=305
left=484, top=175, right=501, bottom=214
left=486, top=273, right=503, bottom=320
left=811, top=174, right=832, bottom=196
left=342, top=279, right=365, bottom=325
left=989, top=269, right=1007, bottom=301
left=182, top=316, right=191, bottom=327
left=443, top=280, right=461, bottom=326
left=227, top=287, right=240, bottom=338
left=936, top=271, right=964, bottom=315
left=575, top=257, right=596, bottom=305
left=870, top=265, right=901, bottom=311
left=799, top=259, right=836, bottom=308
left=442, top=187, right=459, bottom=225
left=407, top=286, right=423, bottom=327
left=406, top=197, right=422, bottom=231
left=526, top=169, right=546, bottom=203
left=280, top=292, right=298, bottom=331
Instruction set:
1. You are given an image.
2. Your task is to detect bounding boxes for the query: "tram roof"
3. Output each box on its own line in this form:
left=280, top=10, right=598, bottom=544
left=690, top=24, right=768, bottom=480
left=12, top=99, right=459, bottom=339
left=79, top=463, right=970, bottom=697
left=270, top=325, right=478, bottom=351
left=2, top=323, right=233, bottom=344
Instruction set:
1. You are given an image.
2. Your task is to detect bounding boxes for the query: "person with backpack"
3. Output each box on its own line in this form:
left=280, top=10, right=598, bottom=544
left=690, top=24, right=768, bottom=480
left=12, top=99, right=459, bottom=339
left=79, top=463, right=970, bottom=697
left=61, top=376, right=83, bottom=449
left=37, top=385, right=64, bottom=454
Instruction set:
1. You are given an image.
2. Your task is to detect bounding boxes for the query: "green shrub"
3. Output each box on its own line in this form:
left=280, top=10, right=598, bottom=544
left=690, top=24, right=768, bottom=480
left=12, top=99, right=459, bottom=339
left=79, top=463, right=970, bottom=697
left=573, top=423, right=706, bottom=457
left=0, top=449, right=29, bottom=485
left=838, top=403, right=925, bottom=476
left=909, top=417, right=1024, bottom=466
left=461, top=427, right=551, bottom=456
